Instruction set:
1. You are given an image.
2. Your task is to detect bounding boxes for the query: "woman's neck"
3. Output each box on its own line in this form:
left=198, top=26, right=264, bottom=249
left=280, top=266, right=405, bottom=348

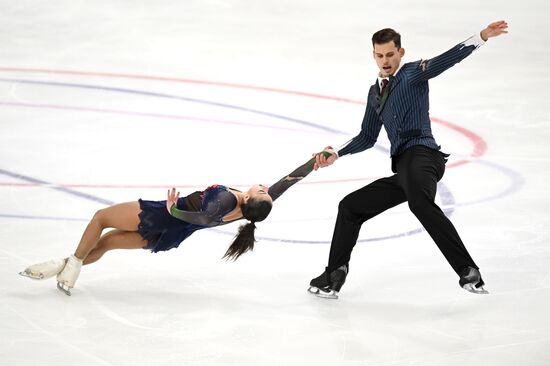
left=222, top=189, right=245, bottom=222
left=229, top=189, right=246, bottom=206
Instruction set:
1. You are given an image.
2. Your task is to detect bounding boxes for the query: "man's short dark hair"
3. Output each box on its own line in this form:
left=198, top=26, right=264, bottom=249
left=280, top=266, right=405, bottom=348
left=372, top=28, right=401, bottom=49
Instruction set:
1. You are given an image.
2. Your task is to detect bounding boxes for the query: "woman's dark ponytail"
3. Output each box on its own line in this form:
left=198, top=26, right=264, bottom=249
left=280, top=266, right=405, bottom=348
left=223, top=221, right=257, bottom=261
left=223, top=196, right=272, bottom=261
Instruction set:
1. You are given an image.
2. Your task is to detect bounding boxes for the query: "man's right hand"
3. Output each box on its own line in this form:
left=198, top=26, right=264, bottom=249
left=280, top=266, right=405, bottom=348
left=313, top=146, right=338, bottom=170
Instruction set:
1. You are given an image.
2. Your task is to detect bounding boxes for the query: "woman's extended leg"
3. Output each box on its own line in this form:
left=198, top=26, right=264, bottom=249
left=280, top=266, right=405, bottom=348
left=74, top=201, right=142, bottom=260
left=57, top=207, right=148, bottom=295
left=83, top=229, right=148, bottom=265
left=18, top=202, right=146, bottom=281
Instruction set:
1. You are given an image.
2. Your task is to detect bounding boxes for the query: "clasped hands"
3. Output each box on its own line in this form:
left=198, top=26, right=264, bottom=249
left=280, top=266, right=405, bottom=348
left=313, top=146, right=338, bottom=171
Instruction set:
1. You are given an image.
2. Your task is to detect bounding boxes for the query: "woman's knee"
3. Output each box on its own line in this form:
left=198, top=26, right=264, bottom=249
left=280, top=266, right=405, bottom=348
left=90, top=208, right=111, bottom=228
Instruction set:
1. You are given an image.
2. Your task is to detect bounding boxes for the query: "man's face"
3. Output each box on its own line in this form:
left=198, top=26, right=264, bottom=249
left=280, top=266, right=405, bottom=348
left=373, top=41, right=405, bottom=77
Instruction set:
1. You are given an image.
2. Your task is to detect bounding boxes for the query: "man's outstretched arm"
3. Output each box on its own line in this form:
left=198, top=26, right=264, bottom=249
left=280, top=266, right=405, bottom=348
left=410, top=20, right=508, bottom=83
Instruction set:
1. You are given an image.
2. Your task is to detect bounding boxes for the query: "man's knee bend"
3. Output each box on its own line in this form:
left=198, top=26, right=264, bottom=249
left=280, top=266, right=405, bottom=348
left=407, top=198, right=431, bottom=214
left=337, top=201, right=365, bottom=225
left=338, top=196, right=357, bottom=212
left=337, top=201, right=356, bottom=219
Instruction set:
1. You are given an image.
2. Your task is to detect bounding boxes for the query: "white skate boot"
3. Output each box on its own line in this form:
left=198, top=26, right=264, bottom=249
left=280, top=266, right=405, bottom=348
left=56, top=255, right=83, bottom=296
left=19, top=258, right=66, bottom=280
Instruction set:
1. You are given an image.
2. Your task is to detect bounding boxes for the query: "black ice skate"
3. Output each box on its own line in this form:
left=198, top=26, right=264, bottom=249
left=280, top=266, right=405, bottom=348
left=459, top=266, right=488, bottom=294
left=308, top=264, right=348, bottom=299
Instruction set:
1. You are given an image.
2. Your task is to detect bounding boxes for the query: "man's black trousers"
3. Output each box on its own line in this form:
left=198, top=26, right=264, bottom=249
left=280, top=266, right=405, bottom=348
left=327, top=145, right=479, bottom=275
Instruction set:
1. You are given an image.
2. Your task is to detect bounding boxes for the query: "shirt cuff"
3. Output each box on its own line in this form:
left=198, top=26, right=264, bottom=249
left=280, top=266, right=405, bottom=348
left=463, top=33, right=485, bottom=48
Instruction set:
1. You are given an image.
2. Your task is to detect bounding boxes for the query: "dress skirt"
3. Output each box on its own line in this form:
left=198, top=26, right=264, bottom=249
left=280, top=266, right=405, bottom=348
left=137, top=198, right=203, bottom=253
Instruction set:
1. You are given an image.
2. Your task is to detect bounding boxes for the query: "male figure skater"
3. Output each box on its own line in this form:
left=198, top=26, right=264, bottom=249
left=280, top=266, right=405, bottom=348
left=308, top=21, right=508, bottom=299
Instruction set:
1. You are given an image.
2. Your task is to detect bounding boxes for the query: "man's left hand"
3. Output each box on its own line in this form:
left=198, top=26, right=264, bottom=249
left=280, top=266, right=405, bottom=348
left=480, top=20, right=508, bottom=41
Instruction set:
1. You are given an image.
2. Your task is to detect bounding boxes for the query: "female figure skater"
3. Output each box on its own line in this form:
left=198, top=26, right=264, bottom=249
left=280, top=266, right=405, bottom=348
left=20, top=153, right=330, bottom=295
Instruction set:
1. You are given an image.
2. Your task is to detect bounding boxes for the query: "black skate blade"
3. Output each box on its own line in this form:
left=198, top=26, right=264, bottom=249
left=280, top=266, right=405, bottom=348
left=463, top=283, right=489, bottom=294
left=57, top=282, right=72, bottom=296
left=18, top=271, right=44, bottom=280
left=307, top=286, right=339, bottom=299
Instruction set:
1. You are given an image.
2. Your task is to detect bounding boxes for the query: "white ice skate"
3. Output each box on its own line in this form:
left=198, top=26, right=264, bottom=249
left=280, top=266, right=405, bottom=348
left=56, top=255, right=82, bottom=296
left=19, top=258, right=66, bottom=280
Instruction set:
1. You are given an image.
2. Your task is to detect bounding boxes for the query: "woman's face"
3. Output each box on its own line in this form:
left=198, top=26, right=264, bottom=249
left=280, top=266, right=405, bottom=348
left=247, top=184, right=272, bottom=203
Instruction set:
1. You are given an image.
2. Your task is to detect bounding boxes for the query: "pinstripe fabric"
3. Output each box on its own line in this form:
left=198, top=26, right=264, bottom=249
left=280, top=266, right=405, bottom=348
left=338, top=36, right=482, bottom=159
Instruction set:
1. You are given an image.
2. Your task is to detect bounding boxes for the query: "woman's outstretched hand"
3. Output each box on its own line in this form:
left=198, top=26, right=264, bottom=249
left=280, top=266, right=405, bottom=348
left=166, top=187, right=180, bottom=213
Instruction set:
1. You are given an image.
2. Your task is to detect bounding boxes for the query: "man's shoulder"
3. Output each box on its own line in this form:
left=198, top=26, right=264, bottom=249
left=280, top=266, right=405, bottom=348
left=398, top=61, right=422, bottom=75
